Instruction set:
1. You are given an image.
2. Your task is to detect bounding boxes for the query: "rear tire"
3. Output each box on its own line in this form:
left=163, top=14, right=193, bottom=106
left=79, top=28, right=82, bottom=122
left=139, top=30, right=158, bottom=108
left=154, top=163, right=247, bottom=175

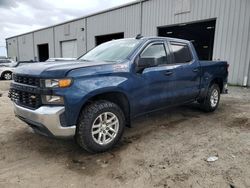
left=199, top=84, right=220, bottom=112
left=76, top=100, right=125, bottom=153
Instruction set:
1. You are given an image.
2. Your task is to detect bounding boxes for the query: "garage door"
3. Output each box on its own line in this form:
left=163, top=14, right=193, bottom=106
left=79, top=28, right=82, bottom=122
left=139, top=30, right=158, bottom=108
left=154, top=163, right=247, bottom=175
left=95, top=33, right=124, bottom=46
left=61, top=40, right=77, bottom=58
left=158, top=19, right=216, bottom=60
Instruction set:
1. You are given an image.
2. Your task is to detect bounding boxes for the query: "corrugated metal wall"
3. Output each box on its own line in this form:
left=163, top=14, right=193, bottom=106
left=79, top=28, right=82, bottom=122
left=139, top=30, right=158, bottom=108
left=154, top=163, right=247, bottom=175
left=86, top=3, right=141, bottom=50
left=5, top=0, right=250, bottom=86
left=17, top=33, right=34, bottom=61
left=54, top=19, right=86, bottom=57
left=33, top=28, right=55, bottom=59
left=6, top=37, right=18, bottom=61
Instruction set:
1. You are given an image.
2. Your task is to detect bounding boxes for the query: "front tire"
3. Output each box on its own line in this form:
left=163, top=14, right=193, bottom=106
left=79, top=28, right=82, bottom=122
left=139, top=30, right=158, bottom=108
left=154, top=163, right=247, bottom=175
left=76, top=100, right=125, bottom=153
left=199, top=84, right=220, bottom=112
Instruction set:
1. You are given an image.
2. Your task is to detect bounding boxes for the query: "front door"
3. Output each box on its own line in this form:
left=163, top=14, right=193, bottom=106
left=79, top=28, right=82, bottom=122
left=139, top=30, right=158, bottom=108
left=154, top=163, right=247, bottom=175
left=130, top=41, right=176, bottom=115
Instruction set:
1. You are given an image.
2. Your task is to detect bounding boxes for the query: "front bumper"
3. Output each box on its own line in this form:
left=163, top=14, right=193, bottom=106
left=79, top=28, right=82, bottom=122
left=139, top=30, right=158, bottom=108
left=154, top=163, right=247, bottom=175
left=13, top=103, right=76, bottom=138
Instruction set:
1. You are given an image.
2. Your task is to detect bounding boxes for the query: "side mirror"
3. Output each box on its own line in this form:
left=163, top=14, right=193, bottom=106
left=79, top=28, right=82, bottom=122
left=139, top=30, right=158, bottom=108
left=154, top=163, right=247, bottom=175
left=136, top=57, right=158, bottom=72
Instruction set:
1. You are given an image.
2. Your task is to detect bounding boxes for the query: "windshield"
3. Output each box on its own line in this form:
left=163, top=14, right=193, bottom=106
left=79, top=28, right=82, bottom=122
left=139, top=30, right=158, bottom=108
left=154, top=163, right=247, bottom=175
left=79, top=39, right=140, bottom=62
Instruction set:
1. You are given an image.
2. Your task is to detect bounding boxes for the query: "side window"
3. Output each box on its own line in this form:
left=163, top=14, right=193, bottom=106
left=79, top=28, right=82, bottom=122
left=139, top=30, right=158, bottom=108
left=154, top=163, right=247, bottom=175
left=170, top=42, right=193, bottom=63
left=141, top=43, right=167, bottom=65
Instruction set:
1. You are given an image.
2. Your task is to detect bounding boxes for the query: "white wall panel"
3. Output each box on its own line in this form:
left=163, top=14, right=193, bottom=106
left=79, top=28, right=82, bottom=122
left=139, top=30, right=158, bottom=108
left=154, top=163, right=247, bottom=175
left=54, top=19, right=86, bottom=57
left=17, top=33, right=34, bottom=61
left=34, top=28, right=54, bottom=60
left=86, top=4, right=141, bottom=50
left=6, top=38, right=18, bottom=61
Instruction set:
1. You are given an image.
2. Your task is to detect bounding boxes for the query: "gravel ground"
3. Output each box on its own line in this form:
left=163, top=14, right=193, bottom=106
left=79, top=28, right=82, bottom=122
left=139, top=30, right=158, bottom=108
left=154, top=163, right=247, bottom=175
left=0, top=81, right=250, bottom=188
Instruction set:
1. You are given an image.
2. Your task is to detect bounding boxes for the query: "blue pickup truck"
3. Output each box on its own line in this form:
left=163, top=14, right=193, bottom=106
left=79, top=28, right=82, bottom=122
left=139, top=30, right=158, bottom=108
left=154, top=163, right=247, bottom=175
left=9, top=36, right=228, bottom=153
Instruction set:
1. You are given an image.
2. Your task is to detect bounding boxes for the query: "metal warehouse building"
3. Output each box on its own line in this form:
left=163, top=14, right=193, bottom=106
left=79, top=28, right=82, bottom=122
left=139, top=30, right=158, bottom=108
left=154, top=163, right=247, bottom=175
left=5, top=0, right=250, bottom=86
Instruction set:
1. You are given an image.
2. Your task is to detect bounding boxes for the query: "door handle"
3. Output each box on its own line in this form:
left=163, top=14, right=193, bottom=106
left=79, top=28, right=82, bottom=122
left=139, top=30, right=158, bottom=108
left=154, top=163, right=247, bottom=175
left=193, top=68, right=199, bottom=72
left=164, top=71, right=173, bottom=76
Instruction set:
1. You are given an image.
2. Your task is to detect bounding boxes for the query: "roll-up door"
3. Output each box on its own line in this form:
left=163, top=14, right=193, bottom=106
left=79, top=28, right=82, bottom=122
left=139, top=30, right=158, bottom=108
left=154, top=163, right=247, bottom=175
left=61, top=40, right=77, bottom=58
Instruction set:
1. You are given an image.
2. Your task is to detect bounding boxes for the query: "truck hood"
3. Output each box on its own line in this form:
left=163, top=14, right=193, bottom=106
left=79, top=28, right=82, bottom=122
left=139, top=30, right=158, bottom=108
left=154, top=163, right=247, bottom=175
left=14, top=60, right=114, bottom=77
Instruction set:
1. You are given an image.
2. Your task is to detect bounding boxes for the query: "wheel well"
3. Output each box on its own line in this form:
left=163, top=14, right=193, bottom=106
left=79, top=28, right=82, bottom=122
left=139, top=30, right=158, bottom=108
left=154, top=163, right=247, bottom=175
left=210, top=78, right=223, bottom=93
left=1, top=71, right=12, bottom=78
left=84, top=92, right=131, bottom=127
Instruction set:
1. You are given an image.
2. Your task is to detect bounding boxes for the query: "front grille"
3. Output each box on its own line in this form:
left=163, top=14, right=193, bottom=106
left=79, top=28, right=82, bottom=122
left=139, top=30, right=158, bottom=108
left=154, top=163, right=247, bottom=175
left=9, top=89, right=41, bottom=109
left=13, top=74, right=40, bottom=87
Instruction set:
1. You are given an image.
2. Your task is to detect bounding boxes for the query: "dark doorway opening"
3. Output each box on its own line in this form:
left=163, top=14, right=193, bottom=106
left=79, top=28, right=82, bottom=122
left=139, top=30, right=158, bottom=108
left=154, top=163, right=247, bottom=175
left=158, top=19, right=216, bottom=60
left=95, top=32, right=124, bottom=46
left=37, top=43, right=49, bottom=62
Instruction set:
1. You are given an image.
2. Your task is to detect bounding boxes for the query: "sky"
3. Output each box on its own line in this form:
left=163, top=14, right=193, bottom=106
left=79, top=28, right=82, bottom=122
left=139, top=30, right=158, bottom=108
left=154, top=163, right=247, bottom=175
left=0, top=0, right=136, bottom=57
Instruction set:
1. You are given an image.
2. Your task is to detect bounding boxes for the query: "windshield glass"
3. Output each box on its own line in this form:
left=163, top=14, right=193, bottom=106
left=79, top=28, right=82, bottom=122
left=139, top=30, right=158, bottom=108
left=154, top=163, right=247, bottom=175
left=79, top=39, right=140, bottom=62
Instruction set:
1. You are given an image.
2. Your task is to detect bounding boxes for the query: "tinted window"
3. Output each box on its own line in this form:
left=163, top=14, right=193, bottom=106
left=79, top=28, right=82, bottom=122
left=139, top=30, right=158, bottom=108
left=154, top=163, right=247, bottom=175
left=170, top=42, right=192, bottom=63
left=141, top=43, right=167, bottom=65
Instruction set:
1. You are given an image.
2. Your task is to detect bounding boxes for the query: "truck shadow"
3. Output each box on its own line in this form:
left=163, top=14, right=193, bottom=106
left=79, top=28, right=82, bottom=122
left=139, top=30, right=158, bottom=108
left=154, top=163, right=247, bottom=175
left=10, top=102, right=221, bottom=175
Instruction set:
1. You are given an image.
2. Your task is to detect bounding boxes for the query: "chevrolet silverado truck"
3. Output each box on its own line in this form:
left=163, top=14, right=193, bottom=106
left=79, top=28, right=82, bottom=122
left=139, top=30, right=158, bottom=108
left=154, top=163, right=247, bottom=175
left=9, top=36, right=228, bottom=153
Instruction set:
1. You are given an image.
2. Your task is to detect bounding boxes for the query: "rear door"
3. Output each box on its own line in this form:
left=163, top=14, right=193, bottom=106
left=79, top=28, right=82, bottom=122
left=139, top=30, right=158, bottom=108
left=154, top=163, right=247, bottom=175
left=168, top=41, right=200, bottom=103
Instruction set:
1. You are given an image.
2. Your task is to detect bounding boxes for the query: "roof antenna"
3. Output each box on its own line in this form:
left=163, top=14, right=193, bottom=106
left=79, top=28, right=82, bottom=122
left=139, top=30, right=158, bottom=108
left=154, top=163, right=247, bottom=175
left=135, top=34, right=143, bottom=39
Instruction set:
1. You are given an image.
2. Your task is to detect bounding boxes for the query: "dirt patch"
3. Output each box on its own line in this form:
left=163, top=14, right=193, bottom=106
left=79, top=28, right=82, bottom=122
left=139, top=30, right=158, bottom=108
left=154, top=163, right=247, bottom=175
left=155, top=172, right=190, bottom=187
left=0, top=84, right=250, bottom=188
left=159, top=118, right=188, bottom=128
left=66, top=152, right=120, bottom=176
left=228, top=117, right=249, bottom=129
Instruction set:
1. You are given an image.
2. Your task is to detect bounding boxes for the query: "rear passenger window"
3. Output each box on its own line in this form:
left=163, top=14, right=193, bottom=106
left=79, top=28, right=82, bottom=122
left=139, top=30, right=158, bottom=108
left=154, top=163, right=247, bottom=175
left=141, top=43, right=167, bottom=65
left=170, top=42, right=193, bottom=63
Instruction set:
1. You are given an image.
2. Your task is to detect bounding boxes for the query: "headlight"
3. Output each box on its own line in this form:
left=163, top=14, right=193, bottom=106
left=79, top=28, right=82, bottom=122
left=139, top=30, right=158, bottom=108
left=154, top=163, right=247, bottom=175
left=42, top=95, right=64, bottom=105
left=44, top=78, right=72, bottom=88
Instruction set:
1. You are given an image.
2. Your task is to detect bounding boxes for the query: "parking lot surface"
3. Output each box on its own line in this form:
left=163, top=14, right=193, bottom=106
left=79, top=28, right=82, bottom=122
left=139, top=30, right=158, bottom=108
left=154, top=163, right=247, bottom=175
left=0, top=81, right=250, bottom=188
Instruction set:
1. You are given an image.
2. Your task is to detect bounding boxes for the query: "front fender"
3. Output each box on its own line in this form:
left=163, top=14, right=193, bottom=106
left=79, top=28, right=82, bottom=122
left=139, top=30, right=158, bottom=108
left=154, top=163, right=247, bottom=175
left=53, top=75, right=130, bottom=126
left=75, top=75, right=131, bottom=109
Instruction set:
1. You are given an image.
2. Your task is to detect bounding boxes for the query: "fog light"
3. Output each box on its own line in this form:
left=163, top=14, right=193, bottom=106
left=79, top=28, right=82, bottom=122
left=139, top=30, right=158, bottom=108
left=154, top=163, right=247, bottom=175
left=42, top=95, right=64, bottom=105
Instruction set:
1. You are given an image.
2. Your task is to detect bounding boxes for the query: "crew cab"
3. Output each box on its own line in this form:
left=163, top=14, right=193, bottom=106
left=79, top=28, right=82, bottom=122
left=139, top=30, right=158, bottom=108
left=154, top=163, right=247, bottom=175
left=9, top=37, right=228, bottom=153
